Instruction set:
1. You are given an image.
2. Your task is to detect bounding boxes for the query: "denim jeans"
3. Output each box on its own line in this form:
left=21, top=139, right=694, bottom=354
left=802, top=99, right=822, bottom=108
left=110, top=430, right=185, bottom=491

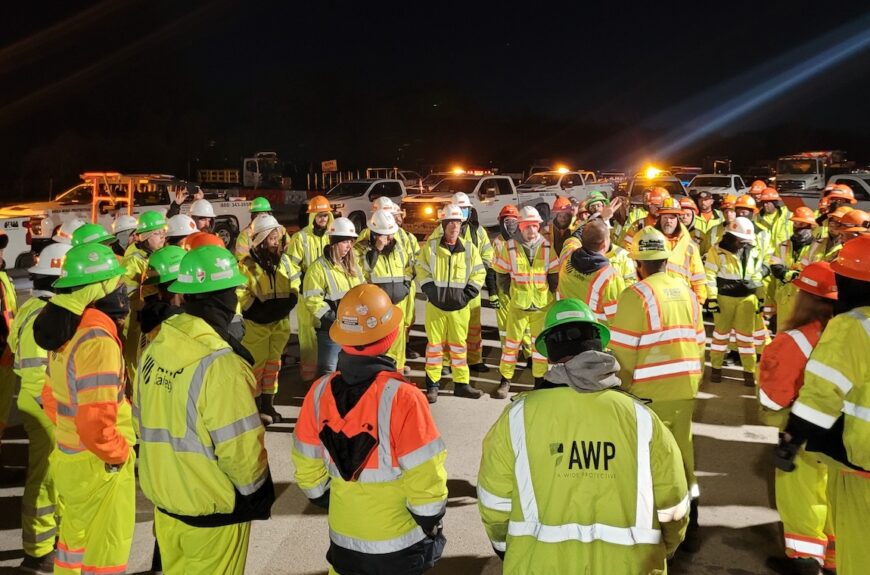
left=315, top=327, right=340, bottom=377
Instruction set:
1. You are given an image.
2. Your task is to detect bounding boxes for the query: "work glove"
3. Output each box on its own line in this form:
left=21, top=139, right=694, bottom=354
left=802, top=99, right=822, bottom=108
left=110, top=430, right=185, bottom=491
left=489, top=294, right=501, bottom=309
left=772, top=433, right=800, bottom=472
left=770, top=264, right=787, bottom=281
left=757, top=299, right=765, bottom=314
left=784, top=270, right=799, bottom=283
left=705, top=299, right=719, bottom=313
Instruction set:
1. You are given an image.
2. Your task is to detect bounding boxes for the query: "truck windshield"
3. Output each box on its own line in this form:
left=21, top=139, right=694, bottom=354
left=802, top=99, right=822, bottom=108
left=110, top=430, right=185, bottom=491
left=523, top=174, right=561, bottom=187
left=431, top=178, right=479, bottom=196
left=691, top=176, right=731, bottom=187
left=777, top=160, right=818, bottom=175
left=56, top=184, right=94, bottom=204
left=327, top=182, right=372, bottom=197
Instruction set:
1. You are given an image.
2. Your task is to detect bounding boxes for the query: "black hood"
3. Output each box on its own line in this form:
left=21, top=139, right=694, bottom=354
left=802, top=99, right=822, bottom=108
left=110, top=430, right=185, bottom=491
left=570, top=247, right=609, bottom=275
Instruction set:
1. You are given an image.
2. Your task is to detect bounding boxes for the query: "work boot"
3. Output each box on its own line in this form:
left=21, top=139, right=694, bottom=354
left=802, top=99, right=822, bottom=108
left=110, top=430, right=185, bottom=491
left=743, top=371, right=756, bottom=387
left=441, top=366, right=451, bottom=377
left=725, top=349, right=740, bottom=366
left=469, top=362, right=490, bottom=373
left=710, top=368, right=722, bottom=383
left=406, top=349, right=421, bottom=360
left=534, top=377, right=545, bottom=389
left=492, top=378, right=511, bottom=399
left=681, top=499, right=701, bottom=553
left=18, top=550, right=55, bottom=574
left=402, top=365, right=411, bottom=376
left=453, top=383, right=483, bottom=399
left=765, top=556, right=821, bottom=575
left=425, top=376, right=439, bottom=404
left=257, top=394, right=282, bottom=426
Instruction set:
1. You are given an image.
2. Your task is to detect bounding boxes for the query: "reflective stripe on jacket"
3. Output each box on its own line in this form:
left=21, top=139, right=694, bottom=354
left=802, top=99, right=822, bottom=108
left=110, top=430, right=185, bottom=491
left=302, top=255, right=364, bottom=322
left=557, top=261, right=624, bottom=325
left=492, top=238, right=559, bottom=311
left=9, top=298, right=49, bottom=397
left=704, top=245, right=764, bottom=300
left=356, top=239, right=414, bottom=305
left=288, top=219, right=333, bottom=272
left=758, top=321, right=822, bottom=412
left=415, top=237, right=486, bottom=309
left=666, top=229, right=707, bottom=304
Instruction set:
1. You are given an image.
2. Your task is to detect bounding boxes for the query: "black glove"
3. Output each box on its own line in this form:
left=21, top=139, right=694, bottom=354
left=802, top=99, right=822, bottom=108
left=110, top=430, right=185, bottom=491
left=770, top=264, right=787, bottom=281
left=757, top=299, right=765, bottom=314
left=320, top=310, right=336, bottom=326
left=759, top=264, right=771, bottom=279
left=773, top=434, right=800, bottom=472
left=705, top=299, right=719, bottom=313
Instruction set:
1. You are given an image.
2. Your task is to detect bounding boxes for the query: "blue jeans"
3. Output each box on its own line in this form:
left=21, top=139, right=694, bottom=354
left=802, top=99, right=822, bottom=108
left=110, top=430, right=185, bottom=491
left=316, top=328, right=340, bottom=377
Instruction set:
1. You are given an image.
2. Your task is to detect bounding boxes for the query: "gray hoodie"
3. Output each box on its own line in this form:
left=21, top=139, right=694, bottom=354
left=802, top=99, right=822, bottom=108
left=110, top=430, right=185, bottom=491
left=544, top=350, right=622, bottom=393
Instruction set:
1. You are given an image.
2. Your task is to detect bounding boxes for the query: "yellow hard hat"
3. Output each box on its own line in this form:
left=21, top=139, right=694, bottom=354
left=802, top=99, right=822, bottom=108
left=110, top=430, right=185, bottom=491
left=630, top=226, right=672, bottom=261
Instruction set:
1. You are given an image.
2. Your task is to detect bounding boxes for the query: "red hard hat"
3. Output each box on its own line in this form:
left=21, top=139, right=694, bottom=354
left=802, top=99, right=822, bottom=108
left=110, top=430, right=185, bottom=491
left=793, top=262, right=837, bottom=300
left=552, top=196, right=574, bottom=213
left=498, top=204, right=519, bottom=220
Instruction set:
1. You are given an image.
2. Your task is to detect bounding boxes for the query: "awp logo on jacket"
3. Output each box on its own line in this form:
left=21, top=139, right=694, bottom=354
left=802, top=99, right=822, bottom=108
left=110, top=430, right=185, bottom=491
left=551, top=439, right=617, bottom=480
left=141, top=355, right=184, bottom=393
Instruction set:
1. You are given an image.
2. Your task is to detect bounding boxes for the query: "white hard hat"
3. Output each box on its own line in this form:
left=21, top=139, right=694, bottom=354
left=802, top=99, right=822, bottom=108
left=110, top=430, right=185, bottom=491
left=518, top=206, right=543, bottom=225
left=112, top=214, right=138, bottom=235
left=52, top=217, right=87, bottom=243
left=251, top=213, right=282, bottom=246
left=166, top=214, right=197, bottom=238
left=28, top=242, right=72, bottom=276
left=328, top=217, right=358, bottom=238
left=726, top=217, right=756, bottom=244
left=451, top=192, right=472, bottom=208
left=190, top=199, right=216, bottom=218
left=369, top=210, right=398, bottom=235
left=440, top=203, right=466, bottom=222
left=371, top=196, right=399, bottom=214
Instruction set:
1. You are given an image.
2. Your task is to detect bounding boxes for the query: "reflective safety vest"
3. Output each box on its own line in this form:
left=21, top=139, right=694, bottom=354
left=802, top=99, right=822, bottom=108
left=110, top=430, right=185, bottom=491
left=703, top=245, right=764, bottom=301
left=234, top=224, right=292, bottom=261
left=415, top=237, right=486, bottom=309
left=42, top=309, right=134, bottom=464
left=766, top=239, right=813, bottom=317
left=428, top=222, right=494, bottom=266
left=800, top=237, right=843, bottom=267
left=557, top=259, right=624, bottom=325
left=9, top=297, right=49, bottom=397
left=121, top=243, right=154, bottom=309
left=607, top=245, right=637, bottom=287
left=619, top=214, right=656, bottom=250
left=302, top=254, right=364, bottom=322
left=288, top=218, right=333, bottom=273
left=492, top=238, right=559, bottom=311
left=757, top=320, right=822, bottom=418
left=610, top=272, right=706, bottom=401
left=134, top=313, right=268, bottom=516
left=758, top=206, right=793, bottom=252
left=0, top=270, right=17, bottom=338
left=477, top=387, right=689, bottom=574
left=792, top=307, right=870, bottom=470
left=357, top=227, right=421, bottom=270
left=356, top=240, right=414, bottom=305
left=665, top=229, right=707, bottom=303
left=292, top=372, right=447, bottom=555
left=238, top=253, right=301, bottom=310
left=694, top=210, right=723, bottom=238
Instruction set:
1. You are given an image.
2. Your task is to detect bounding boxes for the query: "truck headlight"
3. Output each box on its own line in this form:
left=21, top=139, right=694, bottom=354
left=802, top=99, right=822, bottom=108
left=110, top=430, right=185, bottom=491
left=423, top=205, right=434, bottom=216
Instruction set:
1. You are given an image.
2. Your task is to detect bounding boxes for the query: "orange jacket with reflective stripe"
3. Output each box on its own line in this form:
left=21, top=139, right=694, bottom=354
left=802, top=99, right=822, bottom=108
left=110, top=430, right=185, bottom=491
left=757, top=321, right=821, bottom=413
left=42, top=308, right=135, bottom=464
left=609, top=272, right=706, bottom=401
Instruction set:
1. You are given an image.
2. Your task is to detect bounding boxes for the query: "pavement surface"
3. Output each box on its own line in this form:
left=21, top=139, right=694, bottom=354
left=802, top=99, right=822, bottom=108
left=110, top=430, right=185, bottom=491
left=0, top=285, right=789, bottom=574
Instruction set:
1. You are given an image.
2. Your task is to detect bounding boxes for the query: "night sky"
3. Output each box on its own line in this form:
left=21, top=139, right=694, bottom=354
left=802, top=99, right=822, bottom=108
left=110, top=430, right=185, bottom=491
left=2, top=1, right=869, bottom=196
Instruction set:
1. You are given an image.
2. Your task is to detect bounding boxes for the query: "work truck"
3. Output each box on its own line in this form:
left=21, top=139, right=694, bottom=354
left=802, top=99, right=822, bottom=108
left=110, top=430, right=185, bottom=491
left=198, top=151, right=308, bottom=214
left=775, top=150, right=852, bottom=193
left=516, top=170, right=614, bottom=202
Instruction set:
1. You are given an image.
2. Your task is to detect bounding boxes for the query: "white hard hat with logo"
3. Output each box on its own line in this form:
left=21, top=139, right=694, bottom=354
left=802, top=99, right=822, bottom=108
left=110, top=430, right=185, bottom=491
left=451, top=192, right=473, bottom=208
left=726, top=217, right=756, bottom=244
left=190, top=199, right=216, bottom=218
left=440, top=204, right=466, bottom=222
left=518, top=206, right=544, bottom=225
left=28, top=242, right=72, bottom=276
left=371, top=196, right=399, bottom=214
left=328, top=217, right=359, bottom=238
left=166, top=214, right=198, bottom=238
left=369, top=210, right=399, bottom=235
left=52, top=217, right=87, bottom=244
left=112, top=214, right=138, bottom=235
left=251, top=213, right=282, bottom=246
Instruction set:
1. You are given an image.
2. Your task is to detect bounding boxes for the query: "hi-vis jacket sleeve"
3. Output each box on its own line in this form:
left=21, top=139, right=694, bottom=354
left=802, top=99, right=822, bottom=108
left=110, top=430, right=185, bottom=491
left=73, top=336, right=130, bottom=464
left=476, top=403, right=515, bottom=554
left=41, top=374, right=57, bottom=426
left=292, top=379, right=331, bottom=501
left=202, top=354, right=268, bottom=495
left=237, top=261, right=257, bottom=312
left=394, top=384, right=448, bottom=528
left=609, top=288, right=643, bottom=388
left=468, top=245, right=487, bottom=290
left=649, top=407, right=690, bottom=556
left=757, top=329, right=813, bottom=412
left=302, top=262, right=330, bottom=320
left=476, top=228, right=494, bottom=268
left=704, top=247, right=720, bottom=301
left=414, top=243, right=434, bottom=290
left=687, top=244, right=707, bottom=304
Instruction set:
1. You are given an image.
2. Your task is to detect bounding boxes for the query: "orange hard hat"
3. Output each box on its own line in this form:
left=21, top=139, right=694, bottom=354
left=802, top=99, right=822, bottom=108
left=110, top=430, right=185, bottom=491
left=749, top=180, right=767, bottom=195
left=552, top=196, right=574, bottom=213
left=839, top=209, right=870, bottom=233
left=307, top=195, right=331, bottom=214
left=498, top=204, right=520, bottom=220
left=790, top=206, right=818, bottom=226
left=657, top=196, right=684, bottom=215
left=180, top=231, right=225, bottom=250
left=793, top=262, right=838, bottom=300
left=824, top=184, right=857, bottom=205
left=644, top=187, right=671, bottom=207
left=734, top=194, right=759, bottom=213
left=679, top=197, right=698, bottom=213
left=720, top=194, right=738, bottom=209
left=831, top=235, right=870, bottom=281
left=759, top=188, right=781, bottom=202
left=829, top=205, right=854, bottom=222
left=329, top=284, right=403, bottom=347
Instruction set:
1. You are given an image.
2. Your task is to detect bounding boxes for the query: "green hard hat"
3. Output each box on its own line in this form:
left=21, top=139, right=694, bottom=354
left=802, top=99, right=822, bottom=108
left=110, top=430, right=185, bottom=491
left=169, top=245, right=246, bottom=294
left=586, top=191, right=610, bottom=207
left=536, top=298, right=610, bottom=357
left=53, top=243, right=125, bottom=289
left=71, top=223, right=115, bottom=246
left=136, top=211, right=168, bottom=234
left=250, top=197, right=272, bottom=213
left=144, top=245, right=186, bottom=286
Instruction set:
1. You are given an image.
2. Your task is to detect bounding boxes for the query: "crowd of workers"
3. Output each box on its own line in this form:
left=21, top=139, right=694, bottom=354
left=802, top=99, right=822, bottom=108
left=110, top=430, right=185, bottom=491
left=0, top=178, right=867, bottom=574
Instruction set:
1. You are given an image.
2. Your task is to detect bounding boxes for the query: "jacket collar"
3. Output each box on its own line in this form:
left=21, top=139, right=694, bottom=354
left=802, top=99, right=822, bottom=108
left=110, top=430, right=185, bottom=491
left=79, top=307, right=120, bottom=343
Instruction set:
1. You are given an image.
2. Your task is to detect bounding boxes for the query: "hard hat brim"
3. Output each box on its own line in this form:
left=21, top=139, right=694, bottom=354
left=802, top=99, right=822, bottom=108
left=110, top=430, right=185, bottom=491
left=330, top=304, right=404, bottom=346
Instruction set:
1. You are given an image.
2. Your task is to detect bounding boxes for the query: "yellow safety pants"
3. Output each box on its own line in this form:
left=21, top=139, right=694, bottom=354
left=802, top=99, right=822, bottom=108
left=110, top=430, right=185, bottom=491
left=649, top=399, right=698, bottom=498
left=467, top=294, right=483, bottom=365
left=829, top=469, right=870, bottom=575
left=18, top=392, right=60, bottom=558
left=424, top=303, right=470, bottom=385
left=52, top=450, right=135, bottom=575
left=242, top=317, right=292, bottom=396
left=773, top=281, right=799, bottom=333
left=499, top=305, right=548, bottom=381
left=386, top=294, right=411, bottom=370
left=154, top=509, right=251, bottom=575
left=296, top=304, right=318, bottom=382
left=710, top=294, right=758, bottom=373
left=496, top=294, right=532, bottom=353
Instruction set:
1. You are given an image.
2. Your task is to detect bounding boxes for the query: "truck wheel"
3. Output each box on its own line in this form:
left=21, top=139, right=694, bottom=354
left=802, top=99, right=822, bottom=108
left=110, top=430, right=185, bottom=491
left=14, top=251, right=35, bottom=270
left=349, top=211, right=366, bottom=233
left=536, top=203, right=551, bottom=224
left=214, top=221, right=236, bottom=250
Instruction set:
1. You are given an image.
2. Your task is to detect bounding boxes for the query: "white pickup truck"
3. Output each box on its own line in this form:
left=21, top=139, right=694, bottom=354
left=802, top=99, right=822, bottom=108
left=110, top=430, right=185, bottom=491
left=516, top=170, right=614, bottom=203
left=320, top=178, right=407, bottom=232
left=0, top=172, right=252, bottom=268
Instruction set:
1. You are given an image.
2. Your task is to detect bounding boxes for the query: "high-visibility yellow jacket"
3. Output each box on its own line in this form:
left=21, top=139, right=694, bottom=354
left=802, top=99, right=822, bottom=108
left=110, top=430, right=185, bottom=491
left=665, top=228, right=707, bottom=303
left=302, top=252, right=364, bottom=325
left=428, top=222, right=493, bottom=267
left=619, top=214, right=657, bottom=250
left=356, top=239, right=414, bottom=305
left=41, top=309, right=134, bottom=464
left=234, top=224, right=292, bottom=261
left=614, top=205, right=649, bottom=246
left=9, top=297, right=49, bottom=398
left=0, top=270, right=17, bottom=340
left=610, top=273, right=706, bottom=401
left=758, top=206, right=793, bottom=252
left=694, top=210, right=723, bottom=239
left=415, top=237, right=486, bottom=311
left=287, top=216, right=334, bottom=273
left=121, top=242, right=153, bottom=309
left=478, top=387, right=689, bottom=574
left=704, top=245, right=765, bottom=301
left=608, top=245, right=637, bottom=287
left=357, top=227, right=421, bottom=270
left=557, top=251, right=625, bottom=325
left=135, top=313, right=269, bottom=517
left=792, top=307, right=870, bottom=470
left=766, top=239, right=813, bottom=315
left=293, top=371, right=447, bottom=558
left=238, top=253, right=300, bottom=323
left=800, top=236, right=843, bottom=266
left=492, top=238, right=559, bottom=311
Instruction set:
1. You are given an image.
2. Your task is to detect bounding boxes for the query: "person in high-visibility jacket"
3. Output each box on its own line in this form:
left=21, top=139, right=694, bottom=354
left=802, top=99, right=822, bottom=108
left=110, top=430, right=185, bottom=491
left=33, top=243, right=136, bottom=575
left=234, top=197, right=292, bottom=261
left=757, top=263, right=838, bottom=574
left=619, top=186, right=669, bottom=249
left=356, top=210, right=414, bottom=371
left=700, top=193, right=737, bottom=254
left=757, top=188, right=793, bottom=251
left=610, top=226, right=706, bottom=553
left=0, top=230, right=18, bottom=447
left=293, top=284, right=448, bottom=575
left=288, top=195, right=334, bottom=381
left=679, top=196, right=705, bottom=246
left=8, top=242, right=70, bottom=572
left=734, top=195, right=774, bottom=353
left=478, top=298, right=689, bottom=573
left=490, top=205, right=521, bottom=346
left=657, top=197, right=708, bottom=303
left=558, top=219, right=625, bottom=325
left=767, top=207, right=818, bottom=332
left=547, top=196, right=575, bottom=257
left=416, top=204, right=487, bottom=403
left=775, top=236, right=870, bottom=575
left=801, top=206, right=853, bottom=267
left=839, top=208, right=870, bottom=241
left=813, top=184, right=857, bottom=241
left=136, top=245, right=273, bottom=575
left=120, top=211, right=167, bottom=383
left=239, top=213, right=300, bottom=425
left=111, top=215, right=139, bottom=256
left=492, top=206, right=560, bottom=398
left=304, top=217, right=364, bottom=377
left=692, top=191, right=723, bottom=245
left=705, top=217, right=769, bottom=386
